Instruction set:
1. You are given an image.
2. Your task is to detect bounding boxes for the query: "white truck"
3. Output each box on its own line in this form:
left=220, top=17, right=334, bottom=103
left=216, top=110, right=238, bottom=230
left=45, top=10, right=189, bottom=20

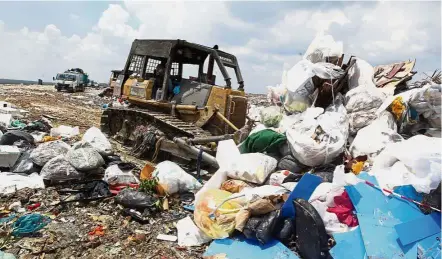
left=53, top=69, right=88, bottom=92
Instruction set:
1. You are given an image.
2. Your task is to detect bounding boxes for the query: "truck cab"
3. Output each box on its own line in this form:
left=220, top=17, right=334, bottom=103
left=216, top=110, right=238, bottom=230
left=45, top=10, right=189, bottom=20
left=53, top=72, right=85, bottom=92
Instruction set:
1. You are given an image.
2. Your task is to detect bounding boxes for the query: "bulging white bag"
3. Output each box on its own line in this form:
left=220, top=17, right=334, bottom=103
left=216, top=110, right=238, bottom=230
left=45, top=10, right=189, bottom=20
left=153, top=161, right=202, bottom=194
left=287, top=97, right=349, bottom=167
left=82, top=127, right=113, bottom=156
left=347, top=58, right=376, bottom=90
left=303, top=34, right=343, bottom=63
left=30, top=140, right=71, bottom=166
left=66, top=141, right=105, bottom=171
left=221, top=153, right=277, bottom=184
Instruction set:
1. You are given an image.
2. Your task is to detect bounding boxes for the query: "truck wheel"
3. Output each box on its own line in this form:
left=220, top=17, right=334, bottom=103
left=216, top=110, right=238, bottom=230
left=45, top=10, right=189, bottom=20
left=56, top=88, right=61, bottom=92
left=69, top=88, right=74, bottom=93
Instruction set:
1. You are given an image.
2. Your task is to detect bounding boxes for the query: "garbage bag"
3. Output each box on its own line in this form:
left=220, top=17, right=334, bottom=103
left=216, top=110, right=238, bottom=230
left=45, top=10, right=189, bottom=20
left=277, top=155, right=307, bottom=174
left=371, top=135, right=442, bottom=194
left=0, top=130, right=34, bottom=145
left=408, top=84, right=441, bottom=127
left=286, top=99, right=349, bottom=167
left=152, top=161, right=202, bottom=195
left=311, top=164, right=335, bottom=183
left=50, top=125, right=80, bottom=138
left=104, top=164, right=139, bottom=185
left=240, top=129, right=287, bottom=154
left=260, top=106, right=283, bottom=127
left=30, top=140, right=71, bottom=166
left=40, top=155, right=84, bottom=181
left=303, top=34, right=343, bottom=63
left=66, top=141, right=105, bottom=171
left=0, top=172, right=45, bottom=195
left=11, top=150, right=41, bottom=175
left=345, top=85, right=386, bottom=134
left=221, top=153, right=277, bottom=184
left=177, top=216, right=212, bottom=246
left=243, top=210, right=280, bottom=245
left=347, top=58, right=376, bottom=90
left=114, top=188, right=159, bottom=211
left=350, top=112, right=403, bottom=161
left=194, top=189, right=245, bottom=239
left=267, top=85, right=286, bottom=105
left=284, top=60, right=316, bottom=113
left=82, top=127, right=113, bottom=156
left=273, top=217, right=295, bottom=244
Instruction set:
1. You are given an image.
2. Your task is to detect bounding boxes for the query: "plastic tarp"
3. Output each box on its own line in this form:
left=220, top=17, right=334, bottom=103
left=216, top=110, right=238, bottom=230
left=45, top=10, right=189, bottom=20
left=30, top=140, right=71, bottom=166
left=371, top=135, right=442, bottom=194
left=0, top=172, right=45, bottom=194
left=66, top=141, right=105, bottom=171
left=82, top=127, right=113, bottom=156
left=152, top=161, right=202, bottom=195
left=40, top=155, right=84, bottom=181
left=287, top=95, right=349, bottom=167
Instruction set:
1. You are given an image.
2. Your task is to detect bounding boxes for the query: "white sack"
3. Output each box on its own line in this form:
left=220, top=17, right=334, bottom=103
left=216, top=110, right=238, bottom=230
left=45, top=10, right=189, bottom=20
left=371, top=135, right=442, bottom=193
left=30, top=140, right=71, bottom=166
left=153, top=161, right=202, bottom=195
left=221, top=153, right=277, bottom=184
left=303, top=34, right=343, bottom=63
left=350, top=112, right=403, bottom=161
left=0, top=172, right=45, bottom=194
left=347, top=58, right=375, bottom=90
left=345, top=85, right=386, bottom=134
left=287, top=97, right=349, bottom=167
left=409, top=84, right=441, bottom=127
left=66, top=141, right=105, bottom=171
left=82, top=127, right=113, bottom=156
left=104, top=164, right=139, bottom=185
left=40, top=155, right=84, bottom=181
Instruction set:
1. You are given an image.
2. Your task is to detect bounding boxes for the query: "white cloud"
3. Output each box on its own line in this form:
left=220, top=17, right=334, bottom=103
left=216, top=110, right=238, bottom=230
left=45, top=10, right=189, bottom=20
left=0, top=1, right=440, bottom=93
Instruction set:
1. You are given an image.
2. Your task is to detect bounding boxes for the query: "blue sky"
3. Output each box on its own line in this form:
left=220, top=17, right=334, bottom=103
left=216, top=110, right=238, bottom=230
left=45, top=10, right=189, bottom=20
left=0, top=1, right=440, bottom=93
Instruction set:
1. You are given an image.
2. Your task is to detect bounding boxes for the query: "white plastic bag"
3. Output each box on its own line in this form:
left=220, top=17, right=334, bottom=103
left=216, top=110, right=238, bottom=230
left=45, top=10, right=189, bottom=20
left=221, top=153, right=277, bottom=184
left=286, top=100, right=349, bottom=167
left=0, top=172, right=45, bottom=194
left=153, top=161, right=202, bottom=194
left=82, top=127, right=113, bottom=156
left=267, top=85, right=286, bottom=105
left=409, top=84, right=441, bottom=125
left=40, top=155, right=84, bottom=181
left=345, top=85, right=386, bottom=134
left=303, top=34, right=343, bottom=63
left=260, top=106, right=283, bottom=127
left=66, top=141, right=105, bottom=171
left=350, top=113, right=403, bottom=161
left=50, top=125, right=80, bottom=138
left=371, top=135, right=442, bottom=193
left=104, top=164, right=139, bottom=185
left=284, top=60, right=316, bottom=113
left=177, top=216, right=212, bottom=246
left=347, top=58, right=376, bottom=90
left=30, top=140, right=71, bottom=166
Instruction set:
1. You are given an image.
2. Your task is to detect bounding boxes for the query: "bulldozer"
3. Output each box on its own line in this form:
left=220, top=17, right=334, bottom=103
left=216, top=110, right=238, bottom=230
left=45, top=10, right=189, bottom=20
left=101, top=39, right=248, bottom=168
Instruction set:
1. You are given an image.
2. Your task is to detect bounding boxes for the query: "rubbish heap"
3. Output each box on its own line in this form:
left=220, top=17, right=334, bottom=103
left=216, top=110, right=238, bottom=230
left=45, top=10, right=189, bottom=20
left=0, top=34, right=441, bottom=259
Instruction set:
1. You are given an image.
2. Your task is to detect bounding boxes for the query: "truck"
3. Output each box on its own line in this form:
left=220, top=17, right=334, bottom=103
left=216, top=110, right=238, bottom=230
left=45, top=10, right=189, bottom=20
left=53, top=68, right=88, bottom=92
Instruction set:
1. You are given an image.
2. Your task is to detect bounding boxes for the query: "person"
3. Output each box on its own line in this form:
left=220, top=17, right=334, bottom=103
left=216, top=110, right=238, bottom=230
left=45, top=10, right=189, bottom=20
left=152, top=63, right=173, bottom=100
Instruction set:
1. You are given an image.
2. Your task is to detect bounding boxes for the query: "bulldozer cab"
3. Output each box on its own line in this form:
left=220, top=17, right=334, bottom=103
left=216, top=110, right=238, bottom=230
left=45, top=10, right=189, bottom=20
left=113, top=39, right=245, bottom=100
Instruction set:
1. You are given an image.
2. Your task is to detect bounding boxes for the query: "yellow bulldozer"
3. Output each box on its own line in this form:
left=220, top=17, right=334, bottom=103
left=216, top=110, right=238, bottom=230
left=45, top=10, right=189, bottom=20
left=101, top=39, right=248, bottom=168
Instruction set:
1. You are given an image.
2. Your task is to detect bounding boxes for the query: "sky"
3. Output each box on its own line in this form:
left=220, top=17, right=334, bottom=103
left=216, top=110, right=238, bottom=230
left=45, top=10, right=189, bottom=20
left=0, top=1, right=440, bottom=93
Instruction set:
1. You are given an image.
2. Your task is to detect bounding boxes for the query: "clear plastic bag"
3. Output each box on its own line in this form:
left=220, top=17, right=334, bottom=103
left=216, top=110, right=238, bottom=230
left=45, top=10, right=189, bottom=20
left=82, top=127, right=113, bottom=156
left=40, top=155, right=84, bottom=181
left=260, top=106, right=283, bottom=127
left=153, top=161, right=202, bottom=195
left=30, top=140, right=71, bottom=166
left=221, top=153, right=277, bottom=184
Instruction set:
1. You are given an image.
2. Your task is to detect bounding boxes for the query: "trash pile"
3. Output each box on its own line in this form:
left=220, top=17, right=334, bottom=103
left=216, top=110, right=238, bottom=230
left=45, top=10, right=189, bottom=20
left=0, top=34, right=441, bottom=259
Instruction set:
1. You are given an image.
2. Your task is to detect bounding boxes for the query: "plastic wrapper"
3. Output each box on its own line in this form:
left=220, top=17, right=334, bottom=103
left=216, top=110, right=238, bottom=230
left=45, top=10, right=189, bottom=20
left=221, top=153, right=277, bottom=184
left=114, top=188, right=158, bottom=211
left=66, top=141, right=105, bottom=171
left=82, top=127, right=113, bottom=156
left=194, top=189, right=244, bottom=239
left=50, top=125, right=80, bottom=138
left=286, top=97, right=349, bottom=167
left=30, top=140, right=71, bottom=166
left=153, top=161, right=202, bottom=195
left=269, top=170, right=293, bottom=186
left=40, top=155, right=84, bottom=181
left=104, top=164, right=139, bottom=185
left=260, top=106, right=283, bottom=127
left=220, top=179, right=251, bottom=193
left=371, top=135, right=442, bottom=194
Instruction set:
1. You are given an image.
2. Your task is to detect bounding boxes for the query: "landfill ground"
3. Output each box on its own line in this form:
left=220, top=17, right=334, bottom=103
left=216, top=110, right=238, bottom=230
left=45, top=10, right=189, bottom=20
left=0, top=84, right=209, bottom=259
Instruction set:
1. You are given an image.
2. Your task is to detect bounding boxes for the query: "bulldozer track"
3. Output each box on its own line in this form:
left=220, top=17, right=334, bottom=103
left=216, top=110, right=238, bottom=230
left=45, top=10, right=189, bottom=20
left=101, top=107, right=213, bottom=139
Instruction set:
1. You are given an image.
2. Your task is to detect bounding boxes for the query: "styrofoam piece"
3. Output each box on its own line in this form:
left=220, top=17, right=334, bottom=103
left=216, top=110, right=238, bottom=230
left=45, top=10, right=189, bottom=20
left=0, top=145, right=20, bottom=167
